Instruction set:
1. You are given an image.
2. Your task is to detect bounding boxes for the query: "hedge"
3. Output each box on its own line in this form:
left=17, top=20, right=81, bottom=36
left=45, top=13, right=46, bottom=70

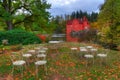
left=0, top=29, right=42, bottom=45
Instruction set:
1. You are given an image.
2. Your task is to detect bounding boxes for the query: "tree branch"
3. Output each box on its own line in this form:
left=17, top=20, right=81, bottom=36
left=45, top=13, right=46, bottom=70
left=11, top=5, right=24, bottom=14
left=11, top=5, right=32, bottom=15
left=13, top=14, right=34, bottom=26
left=8, top=0, right=11, bottom=12
left=3, top=0, right=9, bottom=11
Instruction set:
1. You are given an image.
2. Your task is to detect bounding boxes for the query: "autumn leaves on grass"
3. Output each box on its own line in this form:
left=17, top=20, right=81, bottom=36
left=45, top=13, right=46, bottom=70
left=56, top=60, right=76, bottom=67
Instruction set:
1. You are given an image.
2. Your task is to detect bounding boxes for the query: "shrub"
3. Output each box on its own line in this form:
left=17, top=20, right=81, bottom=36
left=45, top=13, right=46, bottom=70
left=36, top=34, right=46, bottom=42
left=0, top=29, right=42, bottom=45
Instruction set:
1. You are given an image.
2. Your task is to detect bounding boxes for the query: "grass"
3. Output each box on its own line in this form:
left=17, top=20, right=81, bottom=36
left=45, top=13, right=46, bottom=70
left=0, top=42, right=120, bottom=80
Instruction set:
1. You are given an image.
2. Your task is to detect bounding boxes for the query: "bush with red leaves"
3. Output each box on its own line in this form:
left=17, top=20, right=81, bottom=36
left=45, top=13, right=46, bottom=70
left=36, top=34, right=46, bottom=42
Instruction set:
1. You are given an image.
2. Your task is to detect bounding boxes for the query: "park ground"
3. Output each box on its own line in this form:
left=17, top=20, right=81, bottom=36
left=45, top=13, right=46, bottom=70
left=0, top=42, right=120, bottom=80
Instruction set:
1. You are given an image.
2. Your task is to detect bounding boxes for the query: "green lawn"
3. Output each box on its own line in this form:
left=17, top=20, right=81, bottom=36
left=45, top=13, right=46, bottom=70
left=0, top=42, right=120, bottom=80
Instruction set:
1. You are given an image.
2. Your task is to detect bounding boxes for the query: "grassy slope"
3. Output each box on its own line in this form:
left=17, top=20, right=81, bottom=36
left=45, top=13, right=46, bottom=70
left=0, top=42, right=120, bottom=80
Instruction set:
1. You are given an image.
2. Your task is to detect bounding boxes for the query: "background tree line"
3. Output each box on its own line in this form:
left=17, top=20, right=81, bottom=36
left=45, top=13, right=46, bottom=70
left=70, top=10, right=98, bottom=22
left=51, top=10, right=98, bottom=34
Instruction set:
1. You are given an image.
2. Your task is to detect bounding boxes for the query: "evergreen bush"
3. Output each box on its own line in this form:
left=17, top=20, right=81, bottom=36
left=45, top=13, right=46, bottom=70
left=0, top=29, right=41, bottom=45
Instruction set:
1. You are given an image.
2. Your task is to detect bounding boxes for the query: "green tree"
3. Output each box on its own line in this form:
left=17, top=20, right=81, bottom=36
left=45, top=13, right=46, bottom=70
left=90, top=12, right=98, bottom=22
left=0, top=0, right=51, bottom=30
left=98, top=0, right=120, bottom=49
left=70, top=10, right=98, bottom=22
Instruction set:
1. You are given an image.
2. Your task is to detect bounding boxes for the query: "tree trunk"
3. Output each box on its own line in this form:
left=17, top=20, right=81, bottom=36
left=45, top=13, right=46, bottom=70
left=6, top=20, right=13, bottom=30
left=3, top=0, right=13, bottom=30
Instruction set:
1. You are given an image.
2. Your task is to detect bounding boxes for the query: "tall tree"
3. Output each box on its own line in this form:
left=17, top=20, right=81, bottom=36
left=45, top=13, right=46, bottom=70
left=98, top=0, right=120, bottom=48
left=90, top=12, right=98, bottom=22
left=0, top=0, right=51, bottom=30
left=70, top=10, right=98, bottom=22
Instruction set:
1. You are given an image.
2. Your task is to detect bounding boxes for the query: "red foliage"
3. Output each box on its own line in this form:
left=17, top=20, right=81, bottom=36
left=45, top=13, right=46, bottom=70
left=36, top=34, right=46, bottom=42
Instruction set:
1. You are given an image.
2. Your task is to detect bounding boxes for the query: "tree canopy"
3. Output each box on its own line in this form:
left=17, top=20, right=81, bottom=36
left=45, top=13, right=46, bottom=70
left=0, top=0, right=51, bottom=31
left=70, top=10, right=98, bottom=22
left=98, top=0, right=120, bottom=48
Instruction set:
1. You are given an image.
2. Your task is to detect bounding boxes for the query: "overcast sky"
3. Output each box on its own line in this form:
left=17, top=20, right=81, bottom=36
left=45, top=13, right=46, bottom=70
left=47, top=0, right=105, bottom=16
